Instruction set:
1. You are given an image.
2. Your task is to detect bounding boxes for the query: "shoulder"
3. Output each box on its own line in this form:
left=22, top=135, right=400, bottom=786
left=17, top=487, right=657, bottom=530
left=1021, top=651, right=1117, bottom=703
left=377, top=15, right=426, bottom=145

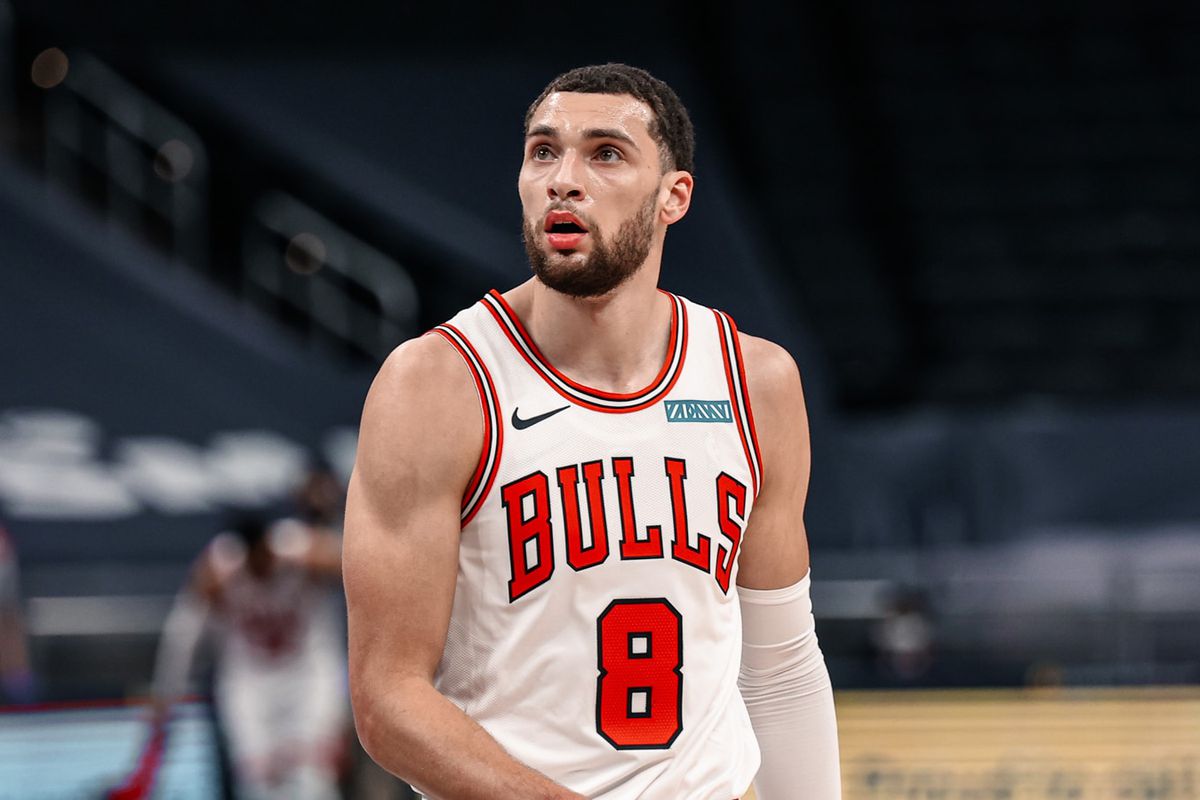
left=265, top=518, right=342, bottom=580
left=371, top=331, right=478, bottom=400
left=736, top=332, right=805, bottom=416
left=190, top=533, right=242, bottom=603
left=267, top=518, right=312, bottom=559
left=355, top=332, right=484, bottom=497
left=735, top=331, right=810, bottom=482
left=363, top=333, right=481, bottom=430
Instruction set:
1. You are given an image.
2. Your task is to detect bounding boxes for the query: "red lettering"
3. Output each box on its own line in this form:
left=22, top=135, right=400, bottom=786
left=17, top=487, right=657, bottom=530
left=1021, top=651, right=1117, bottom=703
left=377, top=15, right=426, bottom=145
left=558, top=461, right=610, bottom=571
left=502, top=472, right=554, bottom=602
left=714, top=473, right=747, bottom=593
left=505, top=457, right=746, bottom=598
left=614, top=456, right=664, bottom=560
left=664, top=457, right=711, bottom=573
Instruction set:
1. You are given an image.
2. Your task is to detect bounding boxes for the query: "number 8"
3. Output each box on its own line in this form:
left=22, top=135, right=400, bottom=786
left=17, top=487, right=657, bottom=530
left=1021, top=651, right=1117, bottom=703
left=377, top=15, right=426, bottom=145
left=595, top=598, right=683, bottom=749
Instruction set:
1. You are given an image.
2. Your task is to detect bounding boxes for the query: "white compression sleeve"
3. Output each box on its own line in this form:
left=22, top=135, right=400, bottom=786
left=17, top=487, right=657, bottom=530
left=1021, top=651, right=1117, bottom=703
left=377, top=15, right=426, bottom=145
left=152, top=590, right=210, bottom=703
left=739, top=571, right=841, bottom=800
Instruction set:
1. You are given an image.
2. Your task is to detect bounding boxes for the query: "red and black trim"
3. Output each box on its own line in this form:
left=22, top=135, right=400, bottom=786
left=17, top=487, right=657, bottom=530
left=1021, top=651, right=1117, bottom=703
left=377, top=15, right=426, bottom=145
left=481, top=290, right=688, bottom=413
left=431, top=324, right=503, bottom=526
left=713, top=310, right=763, bottom=497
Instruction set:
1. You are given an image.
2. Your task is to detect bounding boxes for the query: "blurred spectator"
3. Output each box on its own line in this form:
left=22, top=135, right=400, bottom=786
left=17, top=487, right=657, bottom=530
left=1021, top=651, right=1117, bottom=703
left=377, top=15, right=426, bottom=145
left=151, top=511, right=347, bottom=799
left=870, top=586, right=935, bottom=685
left=0, top=518, right=35, bottom=705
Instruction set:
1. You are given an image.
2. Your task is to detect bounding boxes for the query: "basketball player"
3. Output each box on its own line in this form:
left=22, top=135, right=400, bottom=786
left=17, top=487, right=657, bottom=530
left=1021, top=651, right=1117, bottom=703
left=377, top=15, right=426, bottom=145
left=0, top=519, right=35, bottom=705
left=344, top=64, right=840, bottom=799
left=152, top=512, right=348, bottom=799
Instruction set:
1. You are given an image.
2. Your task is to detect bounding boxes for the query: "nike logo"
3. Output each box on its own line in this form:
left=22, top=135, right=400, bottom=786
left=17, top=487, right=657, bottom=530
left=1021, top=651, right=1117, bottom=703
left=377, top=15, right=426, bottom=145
left=511, top=405, right=570, bottom=430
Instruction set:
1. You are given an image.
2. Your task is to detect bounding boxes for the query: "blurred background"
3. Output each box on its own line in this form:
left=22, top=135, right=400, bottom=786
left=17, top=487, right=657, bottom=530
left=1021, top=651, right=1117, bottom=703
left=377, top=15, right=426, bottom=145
left=0, top=0, right=1198, bottom=797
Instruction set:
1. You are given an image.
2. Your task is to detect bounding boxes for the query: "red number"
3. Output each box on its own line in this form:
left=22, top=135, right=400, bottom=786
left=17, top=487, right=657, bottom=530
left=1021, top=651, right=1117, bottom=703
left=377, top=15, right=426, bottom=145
left=595, top=598, right=683, bottom=749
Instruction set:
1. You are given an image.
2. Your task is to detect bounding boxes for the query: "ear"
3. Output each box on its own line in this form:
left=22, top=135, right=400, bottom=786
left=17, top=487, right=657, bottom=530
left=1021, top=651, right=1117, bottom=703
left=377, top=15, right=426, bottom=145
left=659, top=170, right=694, bottom=226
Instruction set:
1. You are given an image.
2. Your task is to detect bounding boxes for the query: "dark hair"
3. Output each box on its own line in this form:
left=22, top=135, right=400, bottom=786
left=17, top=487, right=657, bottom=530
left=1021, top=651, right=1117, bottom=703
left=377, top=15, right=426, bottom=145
left=524, top=63, right=695, bottom=175
left=228, top=511, right=269, bottom=550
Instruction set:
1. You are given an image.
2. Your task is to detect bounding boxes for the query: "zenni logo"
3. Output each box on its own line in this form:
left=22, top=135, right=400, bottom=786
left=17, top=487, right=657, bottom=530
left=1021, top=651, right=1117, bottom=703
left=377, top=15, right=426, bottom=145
left=663, top=400, right=733, bottom=423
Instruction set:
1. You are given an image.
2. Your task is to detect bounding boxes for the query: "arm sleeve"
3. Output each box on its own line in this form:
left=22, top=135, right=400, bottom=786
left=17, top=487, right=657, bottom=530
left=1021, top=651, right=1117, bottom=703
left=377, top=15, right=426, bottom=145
left=152, top=590, right=211, bottom=703
left=738, top=570, right=841, bottom=800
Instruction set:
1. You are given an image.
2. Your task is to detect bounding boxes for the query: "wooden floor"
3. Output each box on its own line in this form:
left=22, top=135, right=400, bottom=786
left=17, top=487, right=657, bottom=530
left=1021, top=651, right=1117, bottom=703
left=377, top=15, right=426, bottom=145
left=748, top=686, right=1200, bottom=799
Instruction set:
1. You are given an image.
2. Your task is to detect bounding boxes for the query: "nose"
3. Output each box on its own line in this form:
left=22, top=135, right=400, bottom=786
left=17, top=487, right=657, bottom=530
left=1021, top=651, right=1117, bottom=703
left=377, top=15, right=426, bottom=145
left=547, top=152, right=586, bottom=201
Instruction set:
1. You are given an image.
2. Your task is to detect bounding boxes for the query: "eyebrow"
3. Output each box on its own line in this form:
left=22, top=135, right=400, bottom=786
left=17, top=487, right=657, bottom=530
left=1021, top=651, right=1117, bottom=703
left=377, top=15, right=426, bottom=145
left=526, top=125, right=641, bottom=151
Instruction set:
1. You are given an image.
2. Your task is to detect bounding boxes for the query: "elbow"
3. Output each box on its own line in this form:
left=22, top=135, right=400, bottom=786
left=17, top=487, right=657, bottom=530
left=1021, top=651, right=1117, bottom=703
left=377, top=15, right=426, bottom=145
left=350, top=706, right=379, bottom=767
left=349, top=675, right=389, bottom=769
left=349, top=670, right=430, bottom=777
left=739, top=630, right=833, bottom=705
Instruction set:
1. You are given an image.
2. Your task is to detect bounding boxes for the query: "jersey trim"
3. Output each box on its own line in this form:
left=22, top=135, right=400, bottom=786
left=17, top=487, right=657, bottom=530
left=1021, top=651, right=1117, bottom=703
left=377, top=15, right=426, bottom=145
left=431, top=324, right=504, bottom=526
left=714, top=310, right=763, bottom=497
left=480, top=290, right=688, bottom=414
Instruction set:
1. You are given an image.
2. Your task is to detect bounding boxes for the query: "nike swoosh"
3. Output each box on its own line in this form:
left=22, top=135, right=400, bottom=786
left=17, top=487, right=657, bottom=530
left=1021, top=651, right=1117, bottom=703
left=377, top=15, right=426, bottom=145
left=511, top=405, right=570, bottom=430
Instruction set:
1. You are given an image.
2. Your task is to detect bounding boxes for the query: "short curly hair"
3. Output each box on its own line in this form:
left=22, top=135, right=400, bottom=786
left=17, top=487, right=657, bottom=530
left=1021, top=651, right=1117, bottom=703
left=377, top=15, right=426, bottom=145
left=524, top=63, right=695, bottom=175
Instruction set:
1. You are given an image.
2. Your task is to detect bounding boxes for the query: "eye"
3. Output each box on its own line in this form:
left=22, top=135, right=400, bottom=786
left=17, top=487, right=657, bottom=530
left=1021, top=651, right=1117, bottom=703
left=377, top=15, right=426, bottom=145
left=595, top=146, right=622, bottom=163
left=532, top=144, right=555, bottom=161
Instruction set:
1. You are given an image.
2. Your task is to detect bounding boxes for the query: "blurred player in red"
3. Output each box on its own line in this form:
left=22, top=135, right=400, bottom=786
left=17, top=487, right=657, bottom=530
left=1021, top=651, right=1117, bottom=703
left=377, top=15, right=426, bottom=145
left=0, top=518, right=35, bottom=705
left=152, top=510, right=347, bottom=799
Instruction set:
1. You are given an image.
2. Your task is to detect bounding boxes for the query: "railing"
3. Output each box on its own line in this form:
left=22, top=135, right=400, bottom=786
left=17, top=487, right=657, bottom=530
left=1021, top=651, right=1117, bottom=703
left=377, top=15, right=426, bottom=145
left=244, top=191, right=418, bottom=361
left=43, top=52, right=209, bottom=267
left=37, top=50, right=417, bottom=361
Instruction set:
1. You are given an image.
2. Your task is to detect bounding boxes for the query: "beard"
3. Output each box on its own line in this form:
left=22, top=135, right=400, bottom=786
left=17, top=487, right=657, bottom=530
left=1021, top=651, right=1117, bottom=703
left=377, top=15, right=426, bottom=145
left=523, top=190, right=657, bottom=299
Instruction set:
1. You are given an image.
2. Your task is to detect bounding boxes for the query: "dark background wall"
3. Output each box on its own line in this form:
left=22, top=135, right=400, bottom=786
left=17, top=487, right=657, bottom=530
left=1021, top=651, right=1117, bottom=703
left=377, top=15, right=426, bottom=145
left=1, top=0, right=1199, bottom=701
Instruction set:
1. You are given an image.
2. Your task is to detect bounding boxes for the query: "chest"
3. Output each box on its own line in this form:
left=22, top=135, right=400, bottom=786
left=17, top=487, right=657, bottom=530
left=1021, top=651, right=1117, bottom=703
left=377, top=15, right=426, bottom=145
left=218, top=571, right=311, bottom=653
left=471, top=411, right=754, bottom=602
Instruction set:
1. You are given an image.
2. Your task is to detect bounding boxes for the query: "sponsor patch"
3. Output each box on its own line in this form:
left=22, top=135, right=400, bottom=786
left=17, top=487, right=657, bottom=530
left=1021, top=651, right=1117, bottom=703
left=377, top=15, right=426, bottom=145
left=663, top=400, right=733, bottom=424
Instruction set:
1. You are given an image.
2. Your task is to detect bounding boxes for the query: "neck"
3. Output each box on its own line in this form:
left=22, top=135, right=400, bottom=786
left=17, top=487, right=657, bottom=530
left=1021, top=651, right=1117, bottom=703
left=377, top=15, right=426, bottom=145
left=506, top=261, right=672, bottom=394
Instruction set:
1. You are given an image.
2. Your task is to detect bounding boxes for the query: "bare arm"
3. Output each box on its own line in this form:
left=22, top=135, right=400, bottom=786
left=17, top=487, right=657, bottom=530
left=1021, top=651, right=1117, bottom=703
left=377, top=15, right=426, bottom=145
left=302, top=528, right=343, bottom=579
left=736, top=335, right=812, bottom=590
left=271, top=520, right=343, bottom=581
left=735, top=335, right=841, bottom=800
left=0, top=539, right=34, bottom=702
left=344, top=335, right=585, bottom=800
left=0, top=608, right=30, bottom=679
left=151, top=551, right=221, bottom=718
left=0, top=603, right=33, bottom=703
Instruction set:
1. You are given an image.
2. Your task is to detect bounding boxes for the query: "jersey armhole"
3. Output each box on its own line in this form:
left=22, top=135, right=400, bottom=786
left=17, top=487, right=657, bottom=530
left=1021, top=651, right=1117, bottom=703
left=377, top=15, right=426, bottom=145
left=712, top=310, right=764, bottom=497
left=428, top=325, right=504, bottom=527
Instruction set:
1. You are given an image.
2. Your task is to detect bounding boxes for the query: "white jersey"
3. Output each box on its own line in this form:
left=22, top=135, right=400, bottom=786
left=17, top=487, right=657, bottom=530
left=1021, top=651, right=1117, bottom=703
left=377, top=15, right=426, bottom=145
left=204, top=524, right=348, bottom=789
left=206, top=523, right=342, bottom=674
left=431, top=290, right=764, bottom=800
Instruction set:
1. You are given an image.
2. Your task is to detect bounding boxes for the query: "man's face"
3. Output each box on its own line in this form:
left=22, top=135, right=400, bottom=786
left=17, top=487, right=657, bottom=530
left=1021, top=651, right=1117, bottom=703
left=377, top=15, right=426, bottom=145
left=519, top=91, right=667, bottom=298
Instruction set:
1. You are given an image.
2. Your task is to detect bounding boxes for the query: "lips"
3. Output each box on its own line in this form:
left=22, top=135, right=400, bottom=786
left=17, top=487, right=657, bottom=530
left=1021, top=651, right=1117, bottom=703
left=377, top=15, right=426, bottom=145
left=544, top=210, right=589, bottom=251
